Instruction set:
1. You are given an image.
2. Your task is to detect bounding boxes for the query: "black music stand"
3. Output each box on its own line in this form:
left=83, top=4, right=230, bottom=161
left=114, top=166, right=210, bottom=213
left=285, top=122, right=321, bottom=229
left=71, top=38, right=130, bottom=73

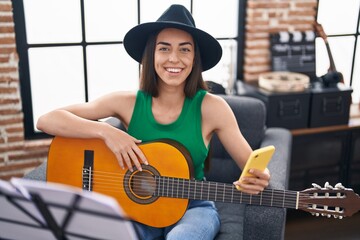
left=0, top=178, right=140, bottom=240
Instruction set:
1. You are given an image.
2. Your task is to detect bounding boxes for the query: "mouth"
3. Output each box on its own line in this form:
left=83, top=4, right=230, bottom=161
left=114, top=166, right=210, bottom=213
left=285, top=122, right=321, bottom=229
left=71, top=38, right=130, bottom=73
left=166, top=68, right=182, bottom=73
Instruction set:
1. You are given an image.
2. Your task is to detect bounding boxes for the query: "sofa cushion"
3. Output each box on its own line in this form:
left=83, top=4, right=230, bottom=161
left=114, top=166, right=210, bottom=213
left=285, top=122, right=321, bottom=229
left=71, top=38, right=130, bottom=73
left=215, top=202, right=245, bottom=240
left=24, top=162, right=47, bottom=181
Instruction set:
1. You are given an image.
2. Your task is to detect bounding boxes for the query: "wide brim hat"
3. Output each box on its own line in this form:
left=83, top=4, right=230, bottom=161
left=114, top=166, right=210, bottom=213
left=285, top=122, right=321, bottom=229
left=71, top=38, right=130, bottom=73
left=123, top=4, right=222, bottom=71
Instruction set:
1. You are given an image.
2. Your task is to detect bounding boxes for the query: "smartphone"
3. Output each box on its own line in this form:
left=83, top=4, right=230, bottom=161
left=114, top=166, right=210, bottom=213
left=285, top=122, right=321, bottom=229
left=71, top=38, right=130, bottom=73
left=236, top=145, right=275, bottom=191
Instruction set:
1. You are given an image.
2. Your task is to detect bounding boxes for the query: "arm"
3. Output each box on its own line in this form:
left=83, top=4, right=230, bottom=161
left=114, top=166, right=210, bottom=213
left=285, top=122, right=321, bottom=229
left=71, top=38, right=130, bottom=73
left=36, top=91, right=147, bottom=171
left=202, top=93, right=270, bottom=194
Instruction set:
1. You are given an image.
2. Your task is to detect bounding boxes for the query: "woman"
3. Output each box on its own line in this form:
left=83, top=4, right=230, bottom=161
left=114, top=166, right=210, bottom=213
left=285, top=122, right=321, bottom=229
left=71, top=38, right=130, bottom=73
left=37, top=5, right=270, bottom=240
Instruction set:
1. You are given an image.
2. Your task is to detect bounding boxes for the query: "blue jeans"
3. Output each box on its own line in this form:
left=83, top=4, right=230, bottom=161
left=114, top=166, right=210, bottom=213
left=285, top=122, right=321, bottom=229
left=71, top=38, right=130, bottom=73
left=134, top=200, right=220, bottom=240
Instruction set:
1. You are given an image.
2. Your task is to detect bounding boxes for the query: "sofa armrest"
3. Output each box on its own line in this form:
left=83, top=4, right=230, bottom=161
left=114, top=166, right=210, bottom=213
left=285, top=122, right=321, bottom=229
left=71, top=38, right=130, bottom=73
left=23, top=161, right=47, bottom=181
left=243, top=127, right=292, bottom=240
left=261, top=128, right=292, bottom=190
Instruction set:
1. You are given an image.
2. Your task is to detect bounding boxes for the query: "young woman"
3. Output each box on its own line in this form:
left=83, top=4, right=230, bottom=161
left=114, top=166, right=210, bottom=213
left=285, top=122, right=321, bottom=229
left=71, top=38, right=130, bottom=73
left=37, top=5, right=270, bottom=240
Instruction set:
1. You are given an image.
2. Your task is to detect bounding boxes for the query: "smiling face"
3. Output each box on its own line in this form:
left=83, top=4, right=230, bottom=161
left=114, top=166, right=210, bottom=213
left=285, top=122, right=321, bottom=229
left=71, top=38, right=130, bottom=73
left=154, top=28, right=195, bottom=89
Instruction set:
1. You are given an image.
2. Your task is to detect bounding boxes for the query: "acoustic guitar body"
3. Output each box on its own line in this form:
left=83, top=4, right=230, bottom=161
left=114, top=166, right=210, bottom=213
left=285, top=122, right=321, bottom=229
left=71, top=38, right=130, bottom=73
left=47, top=136, right=192, bottom=228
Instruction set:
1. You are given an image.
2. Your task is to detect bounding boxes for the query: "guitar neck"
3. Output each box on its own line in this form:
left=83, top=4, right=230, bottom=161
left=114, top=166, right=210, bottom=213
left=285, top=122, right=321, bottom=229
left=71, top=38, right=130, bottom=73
left=324, top=42, right=337, bottom=72
left=315, top=22, right=337, bottom=72
left=155, top=176, right=299, bottom=209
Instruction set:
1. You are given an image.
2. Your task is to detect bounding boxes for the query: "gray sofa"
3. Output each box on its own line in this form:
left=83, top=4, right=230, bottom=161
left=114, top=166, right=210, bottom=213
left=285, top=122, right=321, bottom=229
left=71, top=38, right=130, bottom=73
left=24, top=95, right=292, bottom=240
left=206, top=95, right=292, bottom=240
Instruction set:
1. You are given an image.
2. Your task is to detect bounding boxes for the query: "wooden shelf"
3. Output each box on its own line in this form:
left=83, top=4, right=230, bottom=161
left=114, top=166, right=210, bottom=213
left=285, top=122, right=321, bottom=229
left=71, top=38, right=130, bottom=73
left=291, top=103, right=360, bottom=136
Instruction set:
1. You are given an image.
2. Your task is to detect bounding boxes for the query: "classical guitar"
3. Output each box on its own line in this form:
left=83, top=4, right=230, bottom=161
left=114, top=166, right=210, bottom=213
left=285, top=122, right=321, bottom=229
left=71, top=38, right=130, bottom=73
left=314, top=22, right=345, bottom=87
left=47, top=136, right=360, bottom=228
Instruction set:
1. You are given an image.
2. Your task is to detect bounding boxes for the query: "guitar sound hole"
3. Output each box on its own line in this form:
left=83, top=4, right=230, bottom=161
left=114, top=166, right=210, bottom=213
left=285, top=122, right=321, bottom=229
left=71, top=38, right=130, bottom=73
left=131, top=171, right=156, bottom=197
left=124, top=165, right=160, bottom=204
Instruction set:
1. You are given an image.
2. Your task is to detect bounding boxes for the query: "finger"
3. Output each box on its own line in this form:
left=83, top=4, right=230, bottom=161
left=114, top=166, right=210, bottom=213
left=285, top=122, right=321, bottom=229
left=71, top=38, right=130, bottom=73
left=114, top=151, right=125, bottom=170
left=249, top=168, right=270, bottom=180
left=117, top=158, right=125, bottom=170
left=128, top=150, right=142, bottom=171
left=244, top=189, right=262, bottom=195
left=132, top=137, right=142, bottom=144
left=242, top=176, right=268, bottom=188
left=121, top=152, right=133, bottom=172
left=132, top=145, right=148, bottom=165
left=233, top=181, right=262, bottom=194
left=240, top=182, right=265, bottom=194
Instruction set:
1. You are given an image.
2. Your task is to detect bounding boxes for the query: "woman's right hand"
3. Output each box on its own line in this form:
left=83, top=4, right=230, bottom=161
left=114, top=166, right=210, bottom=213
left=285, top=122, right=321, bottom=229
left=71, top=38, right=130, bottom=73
left=100, top=123, right=148, bottom=172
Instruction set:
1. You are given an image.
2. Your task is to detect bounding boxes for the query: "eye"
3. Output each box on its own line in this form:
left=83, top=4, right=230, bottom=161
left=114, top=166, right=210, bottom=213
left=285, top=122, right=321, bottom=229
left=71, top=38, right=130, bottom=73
left=180, top=47, right=191, bottom=52
left=157, top=45, right=170, bottom=52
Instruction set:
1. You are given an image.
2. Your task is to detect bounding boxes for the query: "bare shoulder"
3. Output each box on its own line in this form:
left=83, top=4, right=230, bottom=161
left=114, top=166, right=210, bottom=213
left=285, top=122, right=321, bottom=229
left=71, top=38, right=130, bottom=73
left=201, top=93, right=236, bottom=129
left=100, top=90, right=137, bottom=113
left=202, top=92, right=231, bottom=115
left=75, top=91, right=137, bottom=122
left=93, top=91, right=136, bottom=109
left=97, top=91, right=136, bottom=102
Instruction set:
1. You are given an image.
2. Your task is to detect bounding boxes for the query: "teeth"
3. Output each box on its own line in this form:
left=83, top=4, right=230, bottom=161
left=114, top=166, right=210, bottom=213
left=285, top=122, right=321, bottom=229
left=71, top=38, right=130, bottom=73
left=166, top=68, right=181, bottom=73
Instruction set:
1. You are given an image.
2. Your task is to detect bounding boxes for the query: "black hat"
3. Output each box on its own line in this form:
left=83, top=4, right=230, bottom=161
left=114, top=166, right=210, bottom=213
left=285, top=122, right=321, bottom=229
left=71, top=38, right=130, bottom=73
left=123, top=4, right=222, bottom=71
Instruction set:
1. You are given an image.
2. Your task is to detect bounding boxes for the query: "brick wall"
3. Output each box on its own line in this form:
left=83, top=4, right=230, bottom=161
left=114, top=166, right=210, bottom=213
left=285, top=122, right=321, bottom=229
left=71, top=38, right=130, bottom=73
left=244, top=0, right=318, bottom=81
left=0, top=0, right=50, bottom=180
left=0, top=0, right=318, bottom=180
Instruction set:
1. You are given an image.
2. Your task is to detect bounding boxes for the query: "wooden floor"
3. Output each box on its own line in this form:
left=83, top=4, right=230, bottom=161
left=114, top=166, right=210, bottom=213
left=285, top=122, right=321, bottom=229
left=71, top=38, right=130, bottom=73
left=285, top=210, right=360, bottom=240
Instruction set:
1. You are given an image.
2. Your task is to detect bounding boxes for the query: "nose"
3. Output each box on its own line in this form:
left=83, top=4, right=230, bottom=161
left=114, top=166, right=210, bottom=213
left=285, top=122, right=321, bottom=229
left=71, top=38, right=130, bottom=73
left=168, top=50, right=179, bottom=63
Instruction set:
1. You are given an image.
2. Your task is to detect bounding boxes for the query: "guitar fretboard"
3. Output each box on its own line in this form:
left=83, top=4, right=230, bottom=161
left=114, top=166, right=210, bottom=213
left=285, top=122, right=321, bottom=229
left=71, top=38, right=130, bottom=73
left=155, top=176, right=298, bottom=209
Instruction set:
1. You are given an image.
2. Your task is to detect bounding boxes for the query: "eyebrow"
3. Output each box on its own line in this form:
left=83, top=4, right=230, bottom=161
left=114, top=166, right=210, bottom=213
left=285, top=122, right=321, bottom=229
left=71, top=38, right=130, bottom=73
left=157, top=41, right=193, bottom=46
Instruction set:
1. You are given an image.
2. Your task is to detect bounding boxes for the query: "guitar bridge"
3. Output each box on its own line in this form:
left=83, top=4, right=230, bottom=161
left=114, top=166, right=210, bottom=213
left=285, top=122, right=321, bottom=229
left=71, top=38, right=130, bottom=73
left=82, top=150, right=94, bottom=191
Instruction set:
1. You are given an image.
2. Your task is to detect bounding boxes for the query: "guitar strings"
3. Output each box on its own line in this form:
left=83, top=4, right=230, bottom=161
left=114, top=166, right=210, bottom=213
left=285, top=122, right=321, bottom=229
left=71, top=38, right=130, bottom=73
left=84, top=169, right=312, bottom=206
left=85, top=171, right=338, bottom=209
left=85, top=180, right=303, bottom=209
left=79, top=168, right=319, bottom=209
left=85, top=168, right=301, bottom=201
left=84, top=176, right=321, bottom=210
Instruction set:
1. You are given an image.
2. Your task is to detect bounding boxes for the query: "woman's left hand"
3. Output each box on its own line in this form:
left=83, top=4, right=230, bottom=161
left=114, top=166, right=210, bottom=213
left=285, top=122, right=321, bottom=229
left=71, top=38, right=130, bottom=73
left=233, top=168, right=271, bottom=195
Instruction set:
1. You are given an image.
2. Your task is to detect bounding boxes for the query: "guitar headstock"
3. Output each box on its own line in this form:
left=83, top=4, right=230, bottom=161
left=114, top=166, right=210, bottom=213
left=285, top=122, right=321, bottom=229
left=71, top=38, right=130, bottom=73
left=314, top=22, right=328, bottom=41
left=298, top=182, right=360, bottom=219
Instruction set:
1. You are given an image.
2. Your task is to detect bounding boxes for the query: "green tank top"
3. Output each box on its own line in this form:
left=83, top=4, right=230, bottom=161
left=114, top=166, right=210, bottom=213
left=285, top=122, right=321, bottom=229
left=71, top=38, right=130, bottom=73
left=128, top=90, right=209, bottom=180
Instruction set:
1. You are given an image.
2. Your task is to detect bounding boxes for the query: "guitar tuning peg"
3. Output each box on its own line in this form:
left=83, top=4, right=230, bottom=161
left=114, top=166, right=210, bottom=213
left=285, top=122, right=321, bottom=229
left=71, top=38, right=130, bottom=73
left=339, top=216, right=343, bottom=220
left=312, top=183, right=321, bottom=189
left=324, top=182, right=333, bottom=189
left=327, top=214, right=331, bottom=218
left=335, top=183, right=345, bottom=189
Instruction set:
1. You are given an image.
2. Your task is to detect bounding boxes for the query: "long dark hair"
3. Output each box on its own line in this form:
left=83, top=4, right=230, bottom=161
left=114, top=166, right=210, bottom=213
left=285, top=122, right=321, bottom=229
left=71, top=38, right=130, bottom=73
left=139, top=29, right=209, bottom=98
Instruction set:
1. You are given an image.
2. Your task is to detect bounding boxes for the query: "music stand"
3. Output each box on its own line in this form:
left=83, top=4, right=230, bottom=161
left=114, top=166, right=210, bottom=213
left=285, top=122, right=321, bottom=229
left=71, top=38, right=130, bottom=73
left=0, top=178, right=140, bottom=240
